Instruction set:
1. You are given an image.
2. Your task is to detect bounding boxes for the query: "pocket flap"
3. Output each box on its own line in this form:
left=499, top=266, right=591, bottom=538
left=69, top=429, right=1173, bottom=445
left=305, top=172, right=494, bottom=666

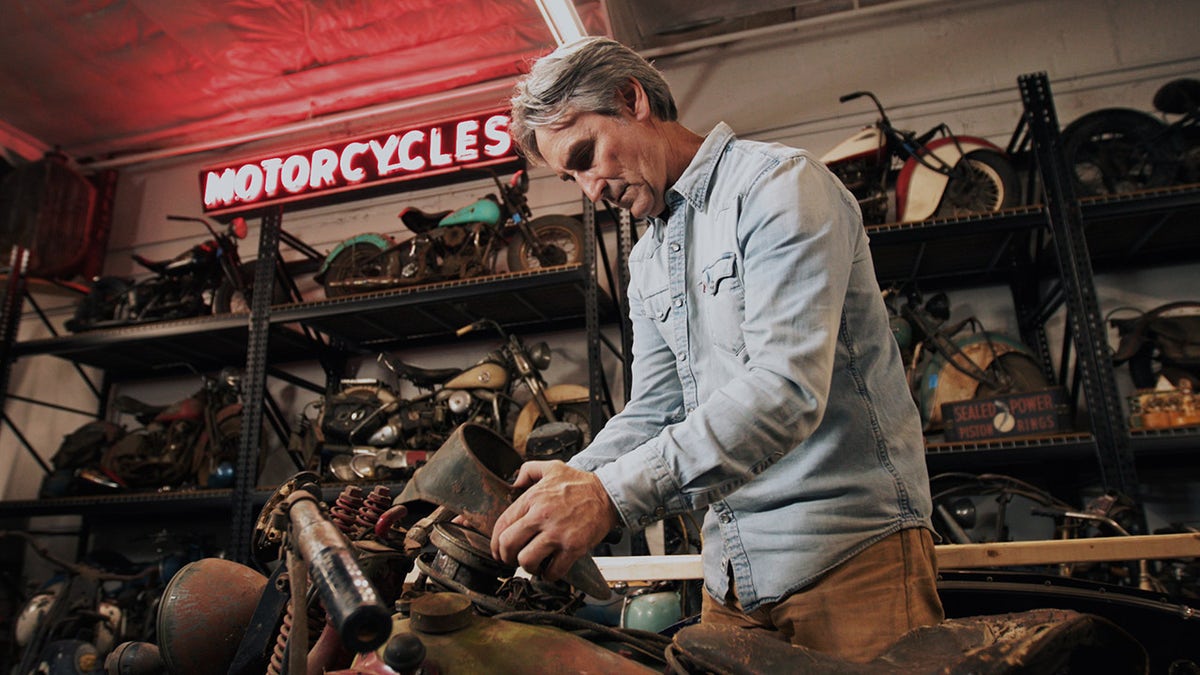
left=701, top=254, right=738, bottom=295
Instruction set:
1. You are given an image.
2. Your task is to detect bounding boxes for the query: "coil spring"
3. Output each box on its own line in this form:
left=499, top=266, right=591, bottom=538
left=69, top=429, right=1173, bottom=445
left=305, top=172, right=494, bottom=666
left=267, top=601, right=293, bottom=675
left=356, top=485, right=392, bottom=532
left=267, top=582, right=326, bottom=675
left=331, top=485, right=364, bottom=536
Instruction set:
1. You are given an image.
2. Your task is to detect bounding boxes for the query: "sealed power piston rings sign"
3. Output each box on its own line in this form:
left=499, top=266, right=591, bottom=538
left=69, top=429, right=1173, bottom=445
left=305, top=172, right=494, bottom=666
left=199, top=109, right=518, bottom=214
left=941, top=387, right=1072, bottom=443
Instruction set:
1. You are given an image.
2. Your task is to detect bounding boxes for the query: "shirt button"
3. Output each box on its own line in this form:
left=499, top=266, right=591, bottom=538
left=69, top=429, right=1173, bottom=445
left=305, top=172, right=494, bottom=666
left=674, top=298, right=683, bottom=307
left=654, top=506, right=666, bottom=517
left=638, top=515, right=652, bottom=526
left=686, top=406, right=695, bottom=413
left=719, top=513, right=732, bottom=524
left=670, top=243, right=681, bottom=252
left=678, top=353, right=687, bottom=362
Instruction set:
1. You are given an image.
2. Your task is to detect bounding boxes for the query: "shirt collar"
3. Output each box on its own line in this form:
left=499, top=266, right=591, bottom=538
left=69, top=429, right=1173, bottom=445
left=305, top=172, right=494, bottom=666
left=666, top=121, right=737, bottom=215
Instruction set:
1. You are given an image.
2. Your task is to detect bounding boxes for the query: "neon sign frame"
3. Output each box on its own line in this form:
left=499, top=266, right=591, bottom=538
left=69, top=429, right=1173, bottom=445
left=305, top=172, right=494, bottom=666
left=199, top=109, right=518, bottom=215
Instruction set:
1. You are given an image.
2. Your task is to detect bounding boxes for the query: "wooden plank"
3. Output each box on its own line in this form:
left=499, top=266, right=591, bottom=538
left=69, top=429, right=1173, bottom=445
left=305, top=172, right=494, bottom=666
left=935, top=532, right=1200, bottom=569
left=592, top=533, right=1200, bottom=583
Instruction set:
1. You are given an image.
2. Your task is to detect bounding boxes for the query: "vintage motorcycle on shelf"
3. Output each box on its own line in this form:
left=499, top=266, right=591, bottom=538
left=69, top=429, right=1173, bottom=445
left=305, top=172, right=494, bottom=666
left=315, top=170, right=585, bottom=297
left=43, top=368, right=251, bottom=493
left=1060, top=77, right=1200, bottom=197
left=885, top=288, right=1051, bottom=432
left=821, top=90, right=1023, bottom=225
left=65, top=215, right=288, bottom=332
left=307, top=318, right=599, bottom=482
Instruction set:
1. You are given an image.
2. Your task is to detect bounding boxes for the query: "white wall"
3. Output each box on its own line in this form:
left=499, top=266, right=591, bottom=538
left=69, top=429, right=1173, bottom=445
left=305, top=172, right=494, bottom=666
left=4, top=0, right=1198, bottom=531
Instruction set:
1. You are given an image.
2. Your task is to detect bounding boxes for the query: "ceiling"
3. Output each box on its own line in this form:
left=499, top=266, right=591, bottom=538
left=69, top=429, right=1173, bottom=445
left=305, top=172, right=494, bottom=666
left=0, top=0, right=904, bottom=169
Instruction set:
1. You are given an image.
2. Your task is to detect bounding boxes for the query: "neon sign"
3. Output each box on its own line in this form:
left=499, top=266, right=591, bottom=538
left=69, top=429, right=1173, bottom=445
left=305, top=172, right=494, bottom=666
left=200, top=110, right=517, bottom=214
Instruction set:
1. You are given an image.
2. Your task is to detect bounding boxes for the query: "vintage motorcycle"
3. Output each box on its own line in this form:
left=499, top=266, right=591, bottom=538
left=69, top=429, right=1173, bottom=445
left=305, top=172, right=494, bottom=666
left=887, top=289, right=1050, bottom=431
left=112, top=463, right=1180, bottom=675
left=94, top=368, right=247, bottom=490
left=1060, top=77, right=1200, bottom=196
left=311, top=318, right=597, bottom=481
left=65, top=215, right=286, bottom=332
left=821, top=90, right=1023, bottom=225
left=315, top=170, right=585, bottom=297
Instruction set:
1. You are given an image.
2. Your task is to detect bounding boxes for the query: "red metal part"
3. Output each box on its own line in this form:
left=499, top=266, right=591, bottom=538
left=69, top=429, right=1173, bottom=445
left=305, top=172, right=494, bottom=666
left=156, top=558, right=268, bottom=675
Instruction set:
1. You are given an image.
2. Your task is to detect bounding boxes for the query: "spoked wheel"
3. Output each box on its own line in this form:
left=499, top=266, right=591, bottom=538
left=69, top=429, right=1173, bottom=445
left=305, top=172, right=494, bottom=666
left=507, top=215, right=586, bottom=272
left=212, top=274, right=290, bottom=314
left=935, top=150, right=1021, bottom=219
left=1060, top=109, right=1177, bottom=196
left=322, top=241, right=389, bottom=298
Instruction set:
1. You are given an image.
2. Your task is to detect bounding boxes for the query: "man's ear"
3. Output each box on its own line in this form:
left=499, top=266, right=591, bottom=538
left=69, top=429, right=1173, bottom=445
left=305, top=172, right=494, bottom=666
left=618, top=78, right=650, bottom=120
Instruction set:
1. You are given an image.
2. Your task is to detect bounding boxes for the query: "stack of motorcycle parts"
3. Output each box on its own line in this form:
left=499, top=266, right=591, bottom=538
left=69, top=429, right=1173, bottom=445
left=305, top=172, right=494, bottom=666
left=1128, top=383, right=1200, bottom=430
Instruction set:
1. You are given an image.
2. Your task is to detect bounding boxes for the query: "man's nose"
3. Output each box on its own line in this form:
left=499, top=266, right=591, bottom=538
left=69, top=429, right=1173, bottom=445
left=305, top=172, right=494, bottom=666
left=577, top=175, right=605, bottom=204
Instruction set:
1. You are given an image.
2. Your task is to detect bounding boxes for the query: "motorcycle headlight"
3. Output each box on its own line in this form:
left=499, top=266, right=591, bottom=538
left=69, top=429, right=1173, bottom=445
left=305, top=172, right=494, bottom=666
left=529, top=341, right=552, bottom=371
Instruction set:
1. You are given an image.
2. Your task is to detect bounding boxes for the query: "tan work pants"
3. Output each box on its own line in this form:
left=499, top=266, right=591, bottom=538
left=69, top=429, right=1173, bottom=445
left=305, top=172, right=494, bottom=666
left=701, top=527, right=944, bottom=663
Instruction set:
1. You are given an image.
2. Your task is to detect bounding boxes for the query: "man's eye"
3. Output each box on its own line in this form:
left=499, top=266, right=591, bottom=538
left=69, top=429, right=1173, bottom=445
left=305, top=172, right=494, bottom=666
left=560, top=174, right=576, bottom=183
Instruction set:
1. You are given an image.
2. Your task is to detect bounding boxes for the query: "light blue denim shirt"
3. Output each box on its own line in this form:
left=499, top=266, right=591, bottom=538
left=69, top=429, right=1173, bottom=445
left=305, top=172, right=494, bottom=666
left=567, top=122, right=933, bottom=612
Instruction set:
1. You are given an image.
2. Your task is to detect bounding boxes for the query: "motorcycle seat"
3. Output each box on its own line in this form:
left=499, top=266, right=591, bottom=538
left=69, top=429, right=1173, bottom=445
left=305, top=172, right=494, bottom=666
left=1153, top=78, right=1200, bottom=116
left=132, top=251, right=205, bottom=276
left=399, top=207, right=453, bottom=233
left=390, top=360, right=465, bottom=388
left=669, top=608, right=1146, bottom=674
left=113, top=395, right=168, bottom=425
left=132, top=253, right=171, bottom=274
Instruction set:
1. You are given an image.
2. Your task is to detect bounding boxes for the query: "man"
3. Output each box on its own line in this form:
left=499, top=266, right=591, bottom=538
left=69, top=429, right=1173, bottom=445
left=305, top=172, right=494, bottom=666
left=490, top=36, right=943, bottom=661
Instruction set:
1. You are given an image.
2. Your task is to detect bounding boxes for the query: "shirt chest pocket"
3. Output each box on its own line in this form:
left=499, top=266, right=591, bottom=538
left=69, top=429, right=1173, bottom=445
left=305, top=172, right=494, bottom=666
left=640, top=286, right=676, bottom=347
left=700, top=253, right=746, bottom=355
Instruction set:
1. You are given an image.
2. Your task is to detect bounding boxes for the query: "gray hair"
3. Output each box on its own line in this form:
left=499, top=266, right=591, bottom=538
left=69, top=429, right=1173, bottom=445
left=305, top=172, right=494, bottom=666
left=509, top=37, right=678, bottom=163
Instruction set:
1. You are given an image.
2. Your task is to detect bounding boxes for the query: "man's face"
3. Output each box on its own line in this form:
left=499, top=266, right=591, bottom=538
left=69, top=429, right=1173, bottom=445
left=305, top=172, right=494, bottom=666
left=534, top=109, right=667, bottom=219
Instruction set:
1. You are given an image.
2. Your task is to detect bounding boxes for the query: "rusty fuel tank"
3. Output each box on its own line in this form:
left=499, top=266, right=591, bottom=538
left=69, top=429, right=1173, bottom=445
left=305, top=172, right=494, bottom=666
left=333, top=592, right=658, bottom=674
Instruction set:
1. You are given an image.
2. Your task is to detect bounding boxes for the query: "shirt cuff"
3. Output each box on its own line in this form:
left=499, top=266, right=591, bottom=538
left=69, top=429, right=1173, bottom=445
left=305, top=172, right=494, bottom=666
left=592, top=446, right=689, bottom=529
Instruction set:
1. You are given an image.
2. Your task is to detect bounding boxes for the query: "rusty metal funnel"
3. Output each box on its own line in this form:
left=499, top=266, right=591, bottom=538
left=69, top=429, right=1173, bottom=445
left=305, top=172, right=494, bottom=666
left=398, top=423, right=611, bottom=599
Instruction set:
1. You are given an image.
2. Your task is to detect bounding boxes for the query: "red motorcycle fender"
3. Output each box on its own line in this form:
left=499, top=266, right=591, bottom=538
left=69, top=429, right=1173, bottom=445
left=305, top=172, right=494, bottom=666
left=895, top=135, right=1005, bottom=223
left=511, top=384, right=590, bottom=456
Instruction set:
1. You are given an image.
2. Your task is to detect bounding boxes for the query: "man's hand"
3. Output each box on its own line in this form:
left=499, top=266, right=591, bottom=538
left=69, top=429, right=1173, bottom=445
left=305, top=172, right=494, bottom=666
left=491, top=460, right=619, bottom=582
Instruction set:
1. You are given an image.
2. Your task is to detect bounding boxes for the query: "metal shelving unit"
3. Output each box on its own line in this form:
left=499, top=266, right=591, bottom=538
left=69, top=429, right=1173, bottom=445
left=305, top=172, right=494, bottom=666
left=0, top=199, right=615, bottom=558
left=865, top=73, right=1200, bottom=494
left=4, top=73, right=1199, bottom=548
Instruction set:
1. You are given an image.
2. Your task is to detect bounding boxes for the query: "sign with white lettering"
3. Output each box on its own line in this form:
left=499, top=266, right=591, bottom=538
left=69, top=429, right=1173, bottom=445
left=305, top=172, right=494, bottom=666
left=941, top=387, right=1072, bottom=443
left=199, top=110, right=518, bottom=214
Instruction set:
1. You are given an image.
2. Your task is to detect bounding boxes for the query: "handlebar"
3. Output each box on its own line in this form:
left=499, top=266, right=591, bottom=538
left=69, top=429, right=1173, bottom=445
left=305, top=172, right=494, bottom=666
left=838, top=90, right=891, bottom=128
left=167, top=214, right=248, bottom=240
left=286, top=489, right=392, bottom=653
left=1030, top=507, right=1133, bottom=536
left=456, top=317, right=506, bottom=338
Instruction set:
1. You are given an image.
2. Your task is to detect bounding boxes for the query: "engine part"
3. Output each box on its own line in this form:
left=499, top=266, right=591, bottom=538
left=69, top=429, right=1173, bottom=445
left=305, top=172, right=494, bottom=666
left=104, top=641, right=164, bottom=675
left=397, top=423, right=611, bottom=599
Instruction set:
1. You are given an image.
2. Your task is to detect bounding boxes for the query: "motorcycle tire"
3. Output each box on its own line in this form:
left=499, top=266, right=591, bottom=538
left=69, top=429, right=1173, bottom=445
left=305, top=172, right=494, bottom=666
left=507, top=215, right=586, bottom=272
left=1060, top=108, right=1177, bottom=196
left=934, top=149, right=1021, bottom=219
left=322, top=240, right=390, bottom=298
left=212, top=274, right=290, bottom=314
